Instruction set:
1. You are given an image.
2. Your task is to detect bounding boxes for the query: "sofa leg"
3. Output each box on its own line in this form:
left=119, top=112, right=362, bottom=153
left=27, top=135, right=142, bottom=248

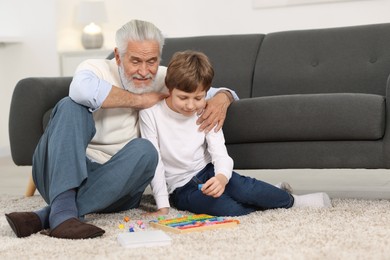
left=25, top=173, right=36, bottom=197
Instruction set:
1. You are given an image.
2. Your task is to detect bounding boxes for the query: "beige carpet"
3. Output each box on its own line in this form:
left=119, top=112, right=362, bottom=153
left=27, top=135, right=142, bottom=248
left=1, top=195, right=390, bottom=260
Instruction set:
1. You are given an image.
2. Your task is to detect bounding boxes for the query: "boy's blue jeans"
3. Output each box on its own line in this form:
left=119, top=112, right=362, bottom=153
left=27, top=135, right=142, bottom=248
left=169, top=163, right=294, bottom=216
left=32, top=97, right=158, bottom=216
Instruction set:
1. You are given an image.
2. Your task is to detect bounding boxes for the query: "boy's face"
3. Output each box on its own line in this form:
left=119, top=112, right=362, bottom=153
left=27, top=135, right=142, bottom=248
left=167, top=87, right=207, bottom=117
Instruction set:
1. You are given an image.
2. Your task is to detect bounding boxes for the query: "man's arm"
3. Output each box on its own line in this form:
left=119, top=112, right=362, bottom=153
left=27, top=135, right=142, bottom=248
left=69, top=70, right=167, bottom=111
left=102, top=86, right=168, bottom=110
left=69, top=70, right=111, bottom=111
left=197, top=87, right=239, bottom=132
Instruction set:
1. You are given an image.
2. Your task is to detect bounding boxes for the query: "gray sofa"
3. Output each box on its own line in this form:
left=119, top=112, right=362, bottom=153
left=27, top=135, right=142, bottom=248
left=9, top=23, right=390, bottom=172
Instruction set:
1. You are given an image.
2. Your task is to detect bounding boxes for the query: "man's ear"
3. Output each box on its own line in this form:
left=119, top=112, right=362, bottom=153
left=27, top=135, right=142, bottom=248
left=114, top=48, right=121, bottom=66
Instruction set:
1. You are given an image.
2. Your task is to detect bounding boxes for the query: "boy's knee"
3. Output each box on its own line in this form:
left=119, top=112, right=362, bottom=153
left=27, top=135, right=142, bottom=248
left=209, top=200, right=255, bottom=217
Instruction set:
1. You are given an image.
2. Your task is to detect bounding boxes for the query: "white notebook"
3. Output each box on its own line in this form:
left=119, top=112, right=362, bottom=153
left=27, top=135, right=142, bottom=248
left=117, top=230, right=172, bottom=248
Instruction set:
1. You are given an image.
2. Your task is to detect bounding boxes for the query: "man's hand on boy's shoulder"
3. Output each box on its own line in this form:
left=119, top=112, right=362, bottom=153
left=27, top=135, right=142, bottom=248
left=197, top=91, right=232, bottom=133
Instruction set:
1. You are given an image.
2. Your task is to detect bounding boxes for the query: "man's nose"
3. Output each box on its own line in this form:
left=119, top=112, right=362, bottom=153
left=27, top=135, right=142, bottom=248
left=137, top=63, right=148, bottom=77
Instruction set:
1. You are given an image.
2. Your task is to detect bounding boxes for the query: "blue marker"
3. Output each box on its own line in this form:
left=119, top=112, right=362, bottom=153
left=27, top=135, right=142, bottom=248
left=198, top=184, right=203, bottom=190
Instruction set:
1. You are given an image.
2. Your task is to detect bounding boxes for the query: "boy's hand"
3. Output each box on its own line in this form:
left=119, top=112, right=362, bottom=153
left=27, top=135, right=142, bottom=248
left=142, top=207, right=170, bottom=216
left=201, top=174, right=228, bottom=198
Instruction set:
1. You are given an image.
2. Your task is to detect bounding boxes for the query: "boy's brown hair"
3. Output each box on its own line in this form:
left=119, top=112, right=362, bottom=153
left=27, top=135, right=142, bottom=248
left=165, top=50, right=214, bottom=93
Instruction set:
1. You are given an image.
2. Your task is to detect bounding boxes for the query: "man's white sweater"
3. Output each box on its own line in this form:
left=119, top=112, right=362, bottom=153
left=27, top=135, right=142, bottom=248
left=73, top=59, right=166, bottom=164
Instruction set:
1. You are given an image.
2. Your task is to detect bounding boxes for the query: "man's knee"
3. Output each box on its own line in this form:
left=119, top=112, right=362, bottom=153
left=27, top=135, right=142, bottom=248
left=50, top=97, right=94, bottom=135
left=54, top=97, right=89, bottom=116
left=130, top=138, right=158, bottom=165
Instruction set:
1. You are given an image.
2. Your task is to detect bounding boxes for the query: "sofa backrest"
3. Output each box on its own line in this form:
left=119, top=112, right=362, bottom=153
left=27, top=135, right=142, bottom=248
left=252, top=23, right=390, bottom=97
left=161, top=34, right=264, bottom=98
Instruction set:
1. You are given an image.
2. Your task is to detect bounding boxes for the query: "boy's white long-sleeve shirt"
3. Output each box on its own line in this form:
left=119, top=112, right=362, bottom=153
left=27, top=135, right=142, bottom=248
left=139, top=99, right=234, bottom=209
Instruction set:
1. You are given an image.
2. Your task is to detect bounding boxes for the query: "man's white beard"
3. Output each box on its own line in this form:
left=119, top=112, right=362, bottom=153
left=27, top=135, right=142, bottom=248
left=118, top=64, right=160, bottom=94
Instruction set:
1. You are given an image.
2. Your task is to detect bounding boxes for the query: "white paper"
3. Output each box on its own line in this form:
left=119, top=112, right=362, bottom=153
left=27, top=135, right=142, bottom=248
left=117, top=230, right=172, bottom=248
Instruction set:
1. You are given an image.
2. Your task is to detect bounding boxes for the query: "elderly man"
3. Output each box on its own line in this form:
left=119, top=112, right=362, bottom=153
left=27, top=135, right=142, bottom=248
left=5, top=20, right=237, bottom=239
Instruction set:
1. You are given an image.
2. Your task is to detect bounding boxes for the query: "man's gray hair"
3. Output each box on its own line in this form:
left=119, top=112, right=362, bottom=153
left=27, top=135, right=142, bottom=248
left=115, top=20, right=165, bottom=57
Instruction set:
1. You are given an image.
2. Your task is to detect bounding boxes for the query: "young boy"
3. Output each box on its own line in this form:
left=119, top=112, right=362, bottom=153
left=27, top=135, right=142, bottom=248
left=139, top=50, right=332, bottom=216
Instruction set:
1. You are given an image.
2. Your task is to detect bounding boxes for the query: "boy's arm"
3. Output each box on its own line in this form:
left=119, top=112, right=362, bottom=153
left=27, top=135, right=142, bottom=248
left=206, top=128, right=233, bottom=181
left=202, top=129, right=234, bottom=198
left=139, top=109, right=171, bottom=214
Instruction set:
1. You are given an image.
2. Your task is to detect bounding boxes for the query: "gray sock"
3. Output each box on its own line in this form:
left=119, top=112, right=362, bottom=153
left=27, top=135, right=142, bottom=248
left=49, top=190, right=78, bottom=230
left=275, top=182, right=294, bottom=194
left=34, top=206, right=51, bottom=229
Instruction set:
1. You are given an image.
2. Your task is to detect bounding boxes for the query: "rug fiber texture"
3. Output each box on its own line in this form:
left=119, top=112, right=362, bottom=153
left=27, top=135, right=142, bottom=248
left=1, top=195, right=390, bottom=259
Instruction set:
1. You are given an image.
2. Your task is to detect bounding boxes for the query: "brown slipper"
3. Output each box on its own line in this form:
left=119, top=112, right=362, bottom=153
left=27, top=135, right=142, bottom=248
left=49, top=218, right=105, bottom=239
left=5, top=212, right=43, bottom=238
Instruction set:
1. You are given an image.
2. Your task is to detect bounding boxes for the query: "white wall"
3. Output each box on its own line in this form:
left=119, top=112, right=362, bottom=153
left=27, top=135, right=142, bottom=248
left=57, top=0, right=390, bottom=51
left=1, top=0, right=390, bottom=157
left=0, top=0, right=58, bottom=157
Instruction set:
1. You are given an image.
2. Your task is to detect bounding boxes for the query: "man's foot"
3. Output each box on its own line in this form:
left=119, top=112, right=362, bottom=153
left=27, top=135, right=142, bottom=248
left=49, top=218, right=105, bottom=239
left=5, top=212, right=43, bottom=238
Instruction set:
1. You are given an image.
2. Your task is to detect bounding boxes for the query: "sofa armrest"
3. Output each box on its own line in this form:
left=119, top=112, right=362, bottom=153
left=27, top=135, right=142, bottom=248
left=9, top=77, right=71, bottom=165
left=383, top=74, right=390, bottom=168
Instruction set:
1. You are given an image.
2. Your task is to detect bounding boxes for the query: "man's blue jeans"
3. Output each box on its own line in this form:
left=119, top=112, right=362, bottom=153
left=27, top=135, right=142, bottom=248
left=169, top=163, right=294, bottom=216
left=32, top=97, right=158, bottom=216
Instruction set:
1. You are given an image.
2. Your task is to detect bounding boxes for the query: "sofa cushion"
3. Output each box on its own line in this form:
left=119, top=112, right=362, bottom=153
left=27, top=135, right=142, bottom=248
left=223, top=93, right=385, bottom=143
left=161, top=34, right=265, bottom=98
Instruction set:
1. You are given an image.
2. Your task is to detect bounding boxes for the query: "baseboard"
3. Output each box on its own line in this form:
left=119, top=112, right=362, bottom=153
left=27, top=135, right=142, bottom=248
left=236, top=168, right=390, bottom=200
left=0, top=146, right=10, bottom=158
